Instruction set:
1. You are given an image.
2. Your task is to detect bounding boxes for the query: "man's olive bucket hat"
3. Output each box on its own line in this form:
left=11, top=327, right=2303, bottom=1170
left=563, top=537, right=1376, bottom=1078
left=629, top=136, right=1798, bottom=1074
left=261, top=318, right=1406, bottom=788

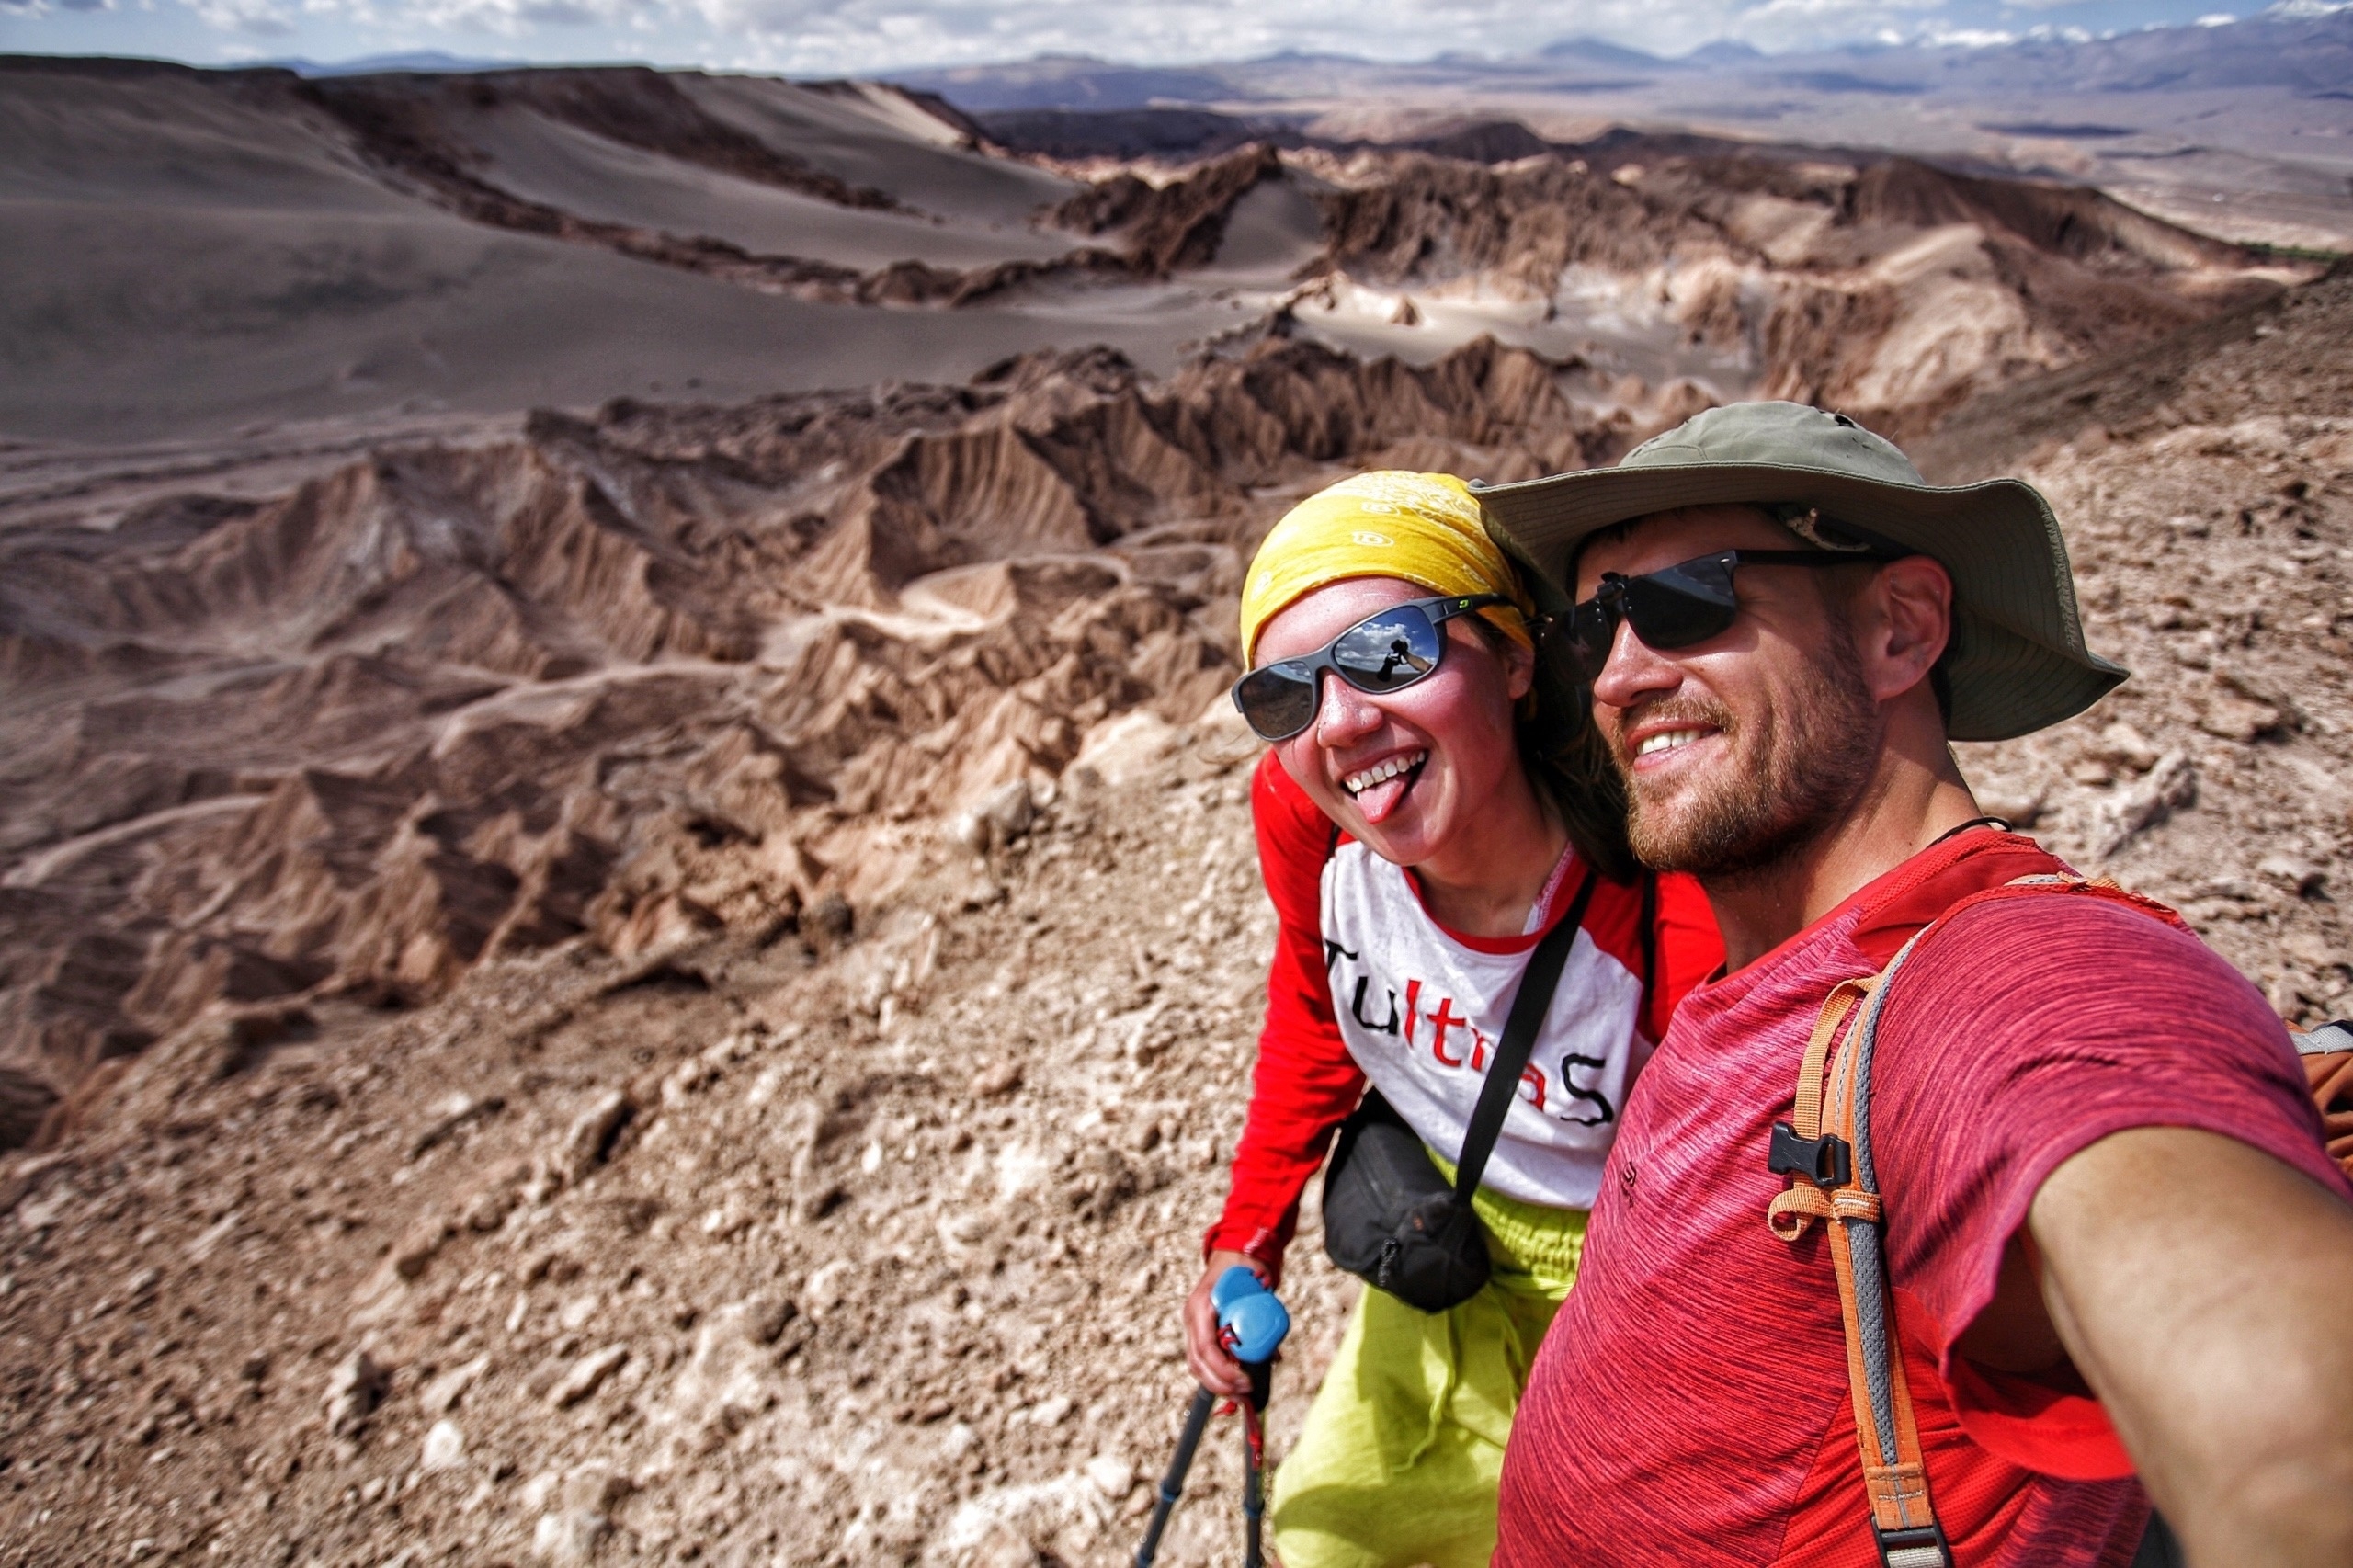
left=1472, top=401, right=2127, bottom=743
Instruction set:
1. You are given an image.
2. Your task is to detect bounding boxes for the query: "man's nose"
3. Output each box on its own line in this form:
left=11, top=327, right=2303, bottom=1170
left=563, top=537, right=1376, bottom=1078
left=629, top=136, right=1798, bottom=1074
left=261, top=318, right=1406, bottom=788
left=1312, top=671, right=1384, bottom=745
left=1590, top=616, right=1682, bottom=710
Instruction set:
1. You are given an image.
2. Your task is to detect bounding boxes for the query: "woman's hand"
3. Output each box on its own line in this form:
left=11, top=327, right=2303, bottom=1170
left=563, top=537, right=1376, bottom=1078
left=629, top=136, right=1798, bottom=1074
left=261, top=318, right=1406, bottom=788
left=1183, top=1250, right=1267, bottom=1397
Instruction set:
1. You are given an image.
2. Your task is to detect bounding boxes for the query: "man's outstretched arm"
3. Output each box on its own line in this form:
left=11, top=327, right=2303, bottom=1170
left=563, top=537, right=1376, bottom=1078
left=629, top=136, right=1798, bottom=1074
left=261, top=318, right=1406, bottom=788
left=2029, top=1125, right=2353, bottom=1566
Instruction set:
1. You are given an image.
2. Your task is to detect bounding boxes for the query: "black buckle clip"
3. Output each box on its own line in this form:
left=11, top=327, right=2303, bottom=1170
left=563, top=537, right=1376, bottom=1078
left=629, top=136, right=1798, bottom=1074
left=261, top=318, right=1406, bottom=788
left=1768, top=1121, right=1851, bottom=1188
left=1874, top=1523, right=1951, bottom=1568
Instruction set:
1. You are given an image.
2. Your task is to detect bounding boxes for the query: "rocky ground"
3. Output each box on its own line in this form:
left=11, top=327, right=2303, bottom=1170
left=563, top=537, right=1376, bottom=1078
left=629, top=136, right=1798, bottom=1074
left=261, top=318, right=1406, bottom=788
left=1, top=149, right=2348, bottom=1568
left=1935, top=267, right=2353, bottom=1023
left=0, top=711, right=1367, bottom=1567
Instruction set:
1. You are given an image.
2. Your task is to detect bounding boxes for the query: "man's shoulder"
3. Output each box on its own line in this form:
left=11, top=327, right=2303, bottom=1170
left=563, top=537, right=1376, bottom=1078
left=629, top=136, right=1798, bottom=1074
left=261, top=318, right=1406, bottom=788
left=1920, top=883, right=2227, bottom=992
left=1881, top=882, right=2288, bottom=1074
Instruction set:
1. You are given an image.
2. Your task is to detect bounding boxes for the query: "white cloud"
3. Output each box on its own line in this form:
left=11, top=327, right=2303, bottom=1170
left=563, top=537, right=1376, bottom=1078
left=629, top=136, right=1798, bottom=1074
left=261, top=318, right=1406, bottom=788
left=0, top=0, right=2281, bottom=74
left=189, top=0, right=295, bottom=32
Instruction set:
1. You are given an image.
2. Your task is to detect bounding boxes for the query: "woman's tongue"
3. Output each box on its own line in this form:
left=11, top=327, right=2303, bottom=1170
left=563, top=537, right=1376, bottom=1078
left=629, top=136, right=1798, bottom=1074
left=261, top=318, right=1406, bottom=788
left=1349, top=756, right=1422, bottom=825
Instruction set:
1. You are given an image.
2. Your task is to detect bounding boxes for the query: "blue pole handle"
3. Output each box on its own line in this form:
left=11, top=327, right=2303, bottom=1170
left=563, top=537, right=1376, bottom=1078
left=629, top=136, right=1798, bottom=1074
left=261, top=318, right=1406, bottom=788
left=1211, top=1265, right=1290, bottom=1366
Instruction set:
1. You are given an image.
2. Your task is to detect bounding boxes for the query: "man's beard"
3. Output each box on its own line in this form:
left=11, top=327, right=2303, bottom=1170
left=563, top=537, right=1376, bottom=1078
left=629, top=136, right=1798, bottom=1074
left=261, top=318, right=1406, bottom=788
left=1614, top=636, right=1881, bottom=880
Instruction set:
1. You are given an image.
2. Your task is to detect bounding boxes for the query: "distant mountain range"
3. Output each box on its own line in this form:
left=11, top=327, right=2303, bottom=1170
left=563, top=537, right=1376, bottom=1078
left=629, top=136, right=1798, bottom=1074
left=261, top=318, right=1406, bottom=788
left=886, top=6, right=2353, bottom=111
left=258, top=49, right=518, bottom=76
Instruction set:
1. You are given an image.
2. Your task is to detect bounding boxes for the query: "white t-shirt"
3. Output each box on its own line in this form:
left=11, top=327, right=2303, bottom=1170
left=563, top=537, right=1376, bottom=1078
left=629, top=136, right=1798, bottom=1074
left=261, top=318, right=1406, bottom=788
left=1321, top=839, right=1651, bottom=1210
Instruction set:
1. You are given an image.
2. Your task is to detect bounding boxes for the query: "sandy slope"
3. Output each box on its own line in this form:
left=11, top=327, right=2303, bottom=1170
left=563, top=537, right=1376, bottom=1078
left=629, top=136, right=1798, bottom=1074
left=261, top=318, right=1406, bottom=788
left=456, top=112, right=1068, bottom=271
left=675, top=76, right=1075, bottom=225
left=0, top=62, right=1240, bottom=443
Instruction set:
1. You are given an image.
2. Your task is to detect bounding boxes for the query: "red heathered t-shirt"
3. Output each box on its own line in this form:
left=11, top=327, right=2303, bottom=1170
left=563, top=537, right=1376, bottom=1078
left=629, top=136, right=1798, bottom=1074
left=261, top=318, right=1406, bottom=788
left=1495, top=830, right=2350, bottom=1568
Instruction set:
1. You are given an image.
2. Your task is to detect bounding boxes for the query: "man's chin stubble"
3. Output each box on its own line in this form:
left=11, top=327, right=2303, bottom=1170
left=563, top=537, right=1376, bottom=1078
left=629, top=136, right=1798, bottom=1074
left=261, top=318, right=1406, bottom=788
left=1626, top=775, right=1850, bottom=881
left=1615, top=663, right=1879, bottom=879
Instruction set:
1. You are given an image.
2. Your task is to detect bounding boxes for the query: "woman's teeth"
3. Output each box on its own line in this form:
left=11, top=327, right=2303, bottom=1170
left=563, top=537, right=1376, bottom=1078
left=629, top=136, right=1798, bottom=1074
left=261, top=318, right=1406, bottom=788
left=1635, top=728, right=1709, bottom=758
left=1344, top=750, right=1427, bottom=796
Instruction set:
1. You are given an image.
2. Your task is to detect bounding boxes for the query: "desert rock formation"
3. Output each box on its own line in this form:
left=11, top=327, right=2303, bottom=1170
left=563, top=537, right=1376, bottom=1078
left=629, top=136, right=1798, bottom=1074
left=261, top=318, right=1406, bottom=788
left=1291, top=137, right=2286, bottom=437
left=0, top=334, right=1624, bottom=1121
left=2, top=265, right=2349, bottom=1552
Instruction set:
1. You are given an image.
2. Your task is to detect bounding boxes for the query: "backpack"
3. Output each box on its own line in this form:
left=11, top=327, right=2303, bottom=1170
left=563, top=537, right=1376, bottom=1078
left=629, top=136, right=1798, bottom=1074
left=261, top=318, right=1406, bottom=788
left=1764, top=871, right=2352, bottom=1568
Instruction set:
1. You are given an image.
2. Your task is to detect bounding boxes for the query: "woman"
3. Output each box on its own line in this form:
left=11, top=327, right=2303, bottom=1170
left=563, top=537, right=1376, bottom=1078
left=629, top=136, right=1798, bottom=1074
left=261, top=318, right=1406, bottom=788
left=1183, top=471, right=1722, bottom=1568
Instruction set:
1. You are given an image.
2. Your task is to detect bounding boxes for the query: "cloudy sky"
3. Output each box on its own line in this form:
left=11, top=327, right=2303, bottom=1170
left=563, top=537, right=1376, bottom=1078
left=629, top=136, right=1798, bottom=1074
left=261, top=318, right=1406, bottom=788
left=0, top=0, right=2295, bottom=76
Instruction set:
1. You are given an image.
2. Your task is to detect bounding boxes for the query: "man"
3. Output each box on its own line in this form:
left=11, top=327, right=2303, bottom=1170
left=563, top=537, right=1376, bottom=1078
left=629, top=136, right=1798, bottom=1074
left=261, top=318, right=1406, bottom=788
left=1474, top=403, right=2353, bottom=1566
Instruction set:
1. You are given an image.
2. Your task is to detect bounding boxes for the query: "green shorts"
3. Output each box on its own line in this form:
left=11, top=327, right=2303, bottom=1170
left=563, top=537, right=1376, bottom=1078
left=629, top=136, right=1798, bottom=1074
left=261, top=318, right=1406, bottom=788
left=1267, top=1179, right=1587, bottom=1568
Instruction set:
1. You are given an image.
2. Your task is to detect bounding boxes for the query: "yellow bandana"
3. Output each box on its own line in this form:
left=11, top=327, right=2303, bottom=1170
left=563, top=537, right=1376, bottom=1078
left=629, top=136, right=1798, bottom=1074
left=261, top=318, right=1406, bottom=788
left=1238, top=471, right=1532, bottom=665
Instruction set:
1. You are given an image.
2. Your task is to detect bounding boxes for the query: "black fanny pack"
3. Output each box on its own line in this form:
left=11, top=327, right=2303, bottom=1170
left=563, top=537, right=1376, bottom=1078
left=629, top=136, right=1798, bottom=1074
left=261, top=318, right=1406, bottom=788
left=1320, top=867, right=1599, bottom=1313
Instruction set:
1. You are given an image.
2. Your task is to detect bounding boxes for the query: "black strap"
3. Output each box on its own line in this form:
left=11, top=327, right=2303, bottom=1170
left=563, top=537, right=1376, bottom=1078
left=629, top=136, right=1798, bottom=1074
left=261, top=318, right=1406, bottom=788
left=1927, top=814, right=2012, bottom=847
left=1451, top=865, right=1601, bottom=1202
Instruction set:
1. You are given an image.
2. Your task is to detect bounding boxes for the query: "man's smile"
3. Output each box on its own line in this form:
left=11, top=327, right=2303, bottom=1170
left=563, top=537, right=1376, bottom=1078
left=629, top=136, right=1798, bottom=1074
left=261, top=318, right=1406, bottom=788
left=1620, top=710, right=1728, bottom=777
left=1634, top=728, right=1711, bottom=759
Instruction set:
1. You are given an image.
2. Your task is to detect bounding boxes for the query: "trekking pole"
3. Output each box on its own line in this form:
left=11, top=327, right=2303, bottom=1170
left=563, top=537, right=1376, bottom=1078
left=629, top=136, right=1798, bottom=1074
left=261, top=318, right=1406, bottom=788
left=1221, top=1270, right=1285, bottom=1568
left=1240, top=1371, right=1269, bottom=1568
left=1134, top=1267, right=1290, bottom=1568
left=1133, top=1385, right=1216, bottom=1568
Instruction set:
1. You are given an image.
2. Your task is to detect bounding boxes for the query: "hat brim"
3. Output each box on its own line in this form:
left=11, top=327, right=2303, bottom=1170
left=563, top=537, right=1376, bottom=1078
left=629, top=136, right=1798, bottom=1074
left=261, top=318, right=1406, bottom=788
left=1475, top=460, right=2127, bottom=743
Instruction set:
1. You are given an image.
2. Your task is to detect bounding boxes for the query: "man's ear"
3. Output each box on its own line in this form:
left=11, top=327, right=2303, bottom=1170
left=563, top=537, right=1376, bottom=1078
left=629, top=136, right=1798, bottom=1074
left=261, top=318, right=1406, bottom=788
left=1866, top=556, right=1953, bottom=704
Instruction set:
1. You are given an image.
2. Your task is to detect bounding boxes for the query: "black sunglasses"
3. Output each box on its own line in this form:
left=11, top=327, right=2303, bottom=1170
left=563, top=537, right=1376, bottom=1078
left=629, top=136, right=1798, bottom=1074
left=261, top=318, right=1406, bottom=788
left=1567, top=550, right=1902, bottom=682
left=1233, top=593, right=1507, bottom=742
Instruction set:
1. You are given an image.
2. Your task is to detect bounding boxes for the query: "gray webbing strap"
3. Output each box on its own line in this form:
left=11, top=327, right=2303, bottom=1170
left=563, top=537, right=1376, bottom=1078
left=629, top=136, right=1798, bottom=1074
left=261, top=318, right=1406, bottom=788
left=2300, top=1020, right=2353, bottom=1056
left=1845, top=926, right=1928, bottom=1471
left=1842, top=926, right=1954, bottom=1568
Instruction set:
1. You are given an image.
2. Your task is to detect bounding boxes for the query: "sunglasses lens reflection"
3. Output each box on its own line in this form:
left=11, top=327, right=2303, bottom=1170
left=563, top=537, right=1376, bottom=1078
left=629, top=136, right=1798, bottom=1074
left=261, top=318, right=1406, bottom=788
left=1332, top=605, right=1442, bottom=693
left=1235, top=664, right=1319, bottom=740
left=1234, top=601, right=1460, bottom=741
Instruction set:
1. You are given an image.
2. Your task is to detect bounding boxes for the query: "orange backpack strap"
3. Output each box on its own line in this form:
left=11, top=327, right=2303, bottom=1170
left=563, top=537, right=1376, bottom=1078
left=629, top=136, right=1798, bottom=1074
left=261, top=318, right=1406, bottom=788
left=1769, top=928, right=1951, bottom=1568
left=2293, top=1021, right=2353, bottom=1183
left=1767, top=870, right=2188, bottom=1568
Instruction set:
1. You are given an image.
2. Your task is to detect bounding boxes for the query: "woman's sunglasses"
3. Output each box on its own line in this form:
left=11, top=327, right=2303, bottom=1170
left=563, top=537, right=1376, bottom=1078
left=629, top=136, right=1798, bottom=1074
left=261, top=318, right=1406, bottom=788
left=1233, top=594, right=1507, bottom=742
left=1566, top=549, right=1902, bottom=682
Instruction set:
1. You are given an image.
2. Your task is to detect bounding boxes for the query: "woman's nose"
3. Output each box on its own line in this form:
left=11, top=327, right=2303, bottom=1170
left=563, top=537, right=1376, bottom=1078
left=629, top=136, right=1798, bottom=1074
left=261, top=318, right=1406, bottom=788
left=1311, top=671, right=1384, bottom=745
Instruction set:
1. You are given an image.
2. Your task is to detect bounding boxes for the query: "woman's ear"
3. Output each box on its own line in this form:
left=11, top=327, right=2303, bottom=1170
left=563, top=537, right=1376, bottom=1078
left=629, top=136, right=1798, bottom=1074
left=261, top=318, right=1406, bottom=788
left=1502, top=630, right=1538, bottom=704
